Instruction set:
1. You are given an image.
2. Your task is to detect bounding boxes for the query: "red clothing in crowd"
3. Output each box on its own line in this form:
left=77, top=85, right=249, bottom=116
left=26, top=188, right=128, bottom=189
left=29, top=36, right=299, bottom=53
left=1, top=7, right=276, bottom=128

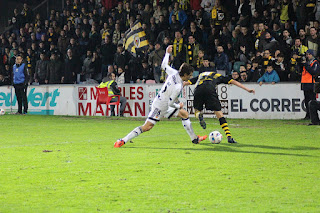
left=101, top=0, right=118, bottom=10
left=190, top=0, right=202, bottom=11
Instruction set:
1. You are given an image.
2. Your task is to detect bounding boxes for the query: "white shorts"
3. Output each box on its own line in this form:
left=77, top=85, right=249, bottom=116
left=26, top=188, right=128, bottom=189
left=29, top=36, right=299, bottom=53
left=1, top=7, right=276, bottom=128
left=146, top=105, right=180, bottom=125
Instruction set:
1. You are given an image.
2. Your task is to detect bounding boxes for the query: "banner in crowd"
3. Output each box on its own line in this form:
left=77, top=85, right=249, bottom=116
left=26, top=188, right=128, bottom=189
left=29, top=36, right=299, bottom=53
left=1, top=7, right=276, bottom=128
left=0, top=83, right=315, bottom=119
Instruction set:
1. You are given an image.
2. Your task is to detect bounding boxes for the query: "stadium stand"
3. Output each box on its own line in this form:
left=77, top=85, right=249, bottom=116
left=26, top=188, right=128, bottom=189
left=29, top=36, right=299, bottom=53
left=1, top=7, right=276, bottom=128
left=0, top=0, right=320, bottom=86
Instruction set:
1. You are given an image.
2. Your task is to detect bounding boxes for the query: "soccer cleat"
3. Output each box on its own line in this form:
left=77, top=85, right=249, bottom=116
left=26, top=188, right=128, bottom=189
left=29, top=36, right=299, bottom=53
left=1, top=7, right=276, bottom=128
left=198, top=113, right=206, bottom=129
left=192, top=138, right=199, bottom=144
left=192, top=135, right=208, bottom=144
left=114, top=139, right=125, bottom=148
left=198, top=135, right=208, bottom=142
left=227, top=136, right=237, bottom=143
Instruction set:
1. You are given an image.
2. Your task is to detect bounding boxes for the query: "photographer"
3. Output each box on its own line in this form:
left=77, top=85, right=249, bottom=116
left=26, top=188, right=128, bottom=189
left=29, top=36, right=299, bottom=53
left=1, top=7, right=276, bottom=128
left=301, top=49, right=319, bottom=119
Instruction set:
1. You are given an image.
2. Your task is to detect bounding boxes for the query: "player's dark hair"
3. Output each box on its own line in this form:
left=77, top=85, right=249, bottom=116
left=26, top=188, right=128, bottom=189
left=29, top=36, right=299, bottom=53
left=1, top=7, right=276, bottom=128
left=179, top=63, right=194, bottom=76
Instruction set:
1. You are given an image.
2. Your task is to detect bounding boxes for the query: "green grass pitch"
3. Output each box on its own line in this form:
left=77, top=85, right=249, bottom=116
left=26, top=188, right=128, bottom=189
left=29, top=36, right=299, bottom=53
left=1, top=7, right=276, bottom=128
left=1, top=115, right=319, bottom=212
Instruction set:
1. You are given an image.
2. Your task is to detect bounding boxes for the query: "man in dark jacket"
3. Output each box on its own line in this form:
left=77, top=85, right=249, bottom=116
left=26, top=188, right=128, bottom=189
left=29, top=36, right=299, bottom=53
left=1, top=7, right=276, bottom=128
left=113, top=44, right=128, bottom=72
left=57, top=30, right=69, bottom=59
left=62, top=49, right=79, bottom=84
left=66, top=38, right=80, bottom=59
left=259, top=31, right=279, bottom=53
left=235, top=26, right=254, bottom=56
left=100, top=36, right=116, bottom=76
left=214, top=46, right=229, bottom=76
left=13, top=55, right=29, bottom=114
left=46, top=53, right=63, bottom=84
left=34, top=53, right=49, bottom=84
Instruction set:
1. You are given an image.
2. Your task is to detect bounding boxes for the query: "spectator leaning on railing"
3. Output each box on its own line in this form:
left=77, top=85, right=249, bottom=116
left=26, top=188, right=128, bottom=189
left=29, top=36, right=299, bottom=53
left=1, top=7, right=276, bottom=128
left=257, top=64, right=280, bottom=86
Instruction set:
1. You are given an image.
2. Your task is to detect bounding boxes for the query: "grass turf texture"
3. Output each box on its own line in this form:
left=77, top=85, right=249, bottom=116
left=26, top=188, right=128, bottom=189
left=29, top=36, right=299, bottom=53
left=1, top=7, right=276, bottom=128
left=0, top=115, right=319, bottom=212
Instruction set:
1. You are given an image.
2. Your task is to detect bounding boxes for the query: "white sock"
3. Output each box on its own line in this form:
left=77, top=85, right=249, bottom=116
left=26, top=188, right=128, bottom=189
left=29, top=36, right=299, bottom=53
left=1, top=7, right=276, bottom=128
left=123, top=126, right=143, bottom=143
left=182, top=118, right=197, bottom=140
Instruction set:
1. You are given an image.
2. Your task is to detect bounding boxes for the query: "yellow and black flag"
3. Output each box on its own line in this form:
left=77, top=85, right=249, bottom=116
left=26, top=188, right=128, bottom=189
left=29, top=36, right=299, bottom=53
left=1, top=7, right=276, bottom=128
left=123, top=21, right=149, bottom=57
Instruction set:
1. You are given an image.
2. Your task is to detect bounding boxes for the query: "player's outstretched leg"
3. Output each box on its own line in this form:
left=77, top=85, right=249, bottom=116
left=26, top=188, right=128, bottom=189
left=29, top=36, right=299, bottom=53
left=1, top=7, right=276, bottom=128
left=114, top=121, right=155, bottom=147
left=219, top=117, right=237, bottom=143
left=114, top=126, right=143, bottom=148
left=179, top=109, right=207, bottom=144
left=195, top=109, right=206, bottom=129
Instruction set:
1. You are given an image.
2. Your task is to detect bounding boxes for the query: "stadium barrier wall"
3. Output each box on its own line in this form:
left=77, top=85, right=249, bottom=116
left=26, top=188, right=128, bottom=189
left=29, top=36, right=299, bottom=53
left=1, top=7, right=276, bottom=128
left=0, top=83, right=318, bottom=119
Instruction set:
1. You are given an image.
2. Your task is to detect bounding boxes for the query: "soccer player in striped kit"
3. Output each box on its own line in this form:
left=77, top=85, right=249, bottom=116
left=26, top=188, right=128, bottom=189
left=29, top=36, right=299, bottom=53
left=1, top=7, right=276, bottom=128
left=185, top=71, right=255, bottom=143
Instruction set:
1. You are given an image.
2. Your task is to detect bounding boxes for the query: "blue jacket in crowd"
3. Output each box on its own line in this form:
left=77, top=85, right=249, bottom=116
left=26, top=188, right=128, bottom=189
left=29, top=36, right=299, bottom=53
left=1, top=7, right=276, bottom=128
left=257, top=70, right=280, bottom=83
left=169, top=10, right=187, bottom=26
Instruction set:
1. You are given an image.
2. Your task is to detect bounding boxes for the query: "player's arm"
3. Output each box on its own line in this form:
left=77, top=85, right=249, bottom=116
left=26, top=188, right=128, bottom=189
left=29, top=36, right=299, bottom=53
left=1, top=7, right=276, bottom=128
left=184, top=76, right=198, bottom=86
left=161, top=45, right=178, bottom=76
left=230, top=80, right=255, bottom=94
left=161, top=47, right=170, bottom=70
left=168, top=87, right=183, bottom=109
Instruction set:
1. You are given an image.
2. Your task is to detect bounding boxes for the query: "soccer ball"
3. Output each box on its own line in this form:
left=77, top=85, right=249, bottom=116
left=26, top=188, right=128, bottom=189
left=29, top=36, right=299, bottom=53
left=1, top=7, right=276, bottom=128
left=209, top=131, right=223, bottom=144
left=0, top=108, right=5, bottom=115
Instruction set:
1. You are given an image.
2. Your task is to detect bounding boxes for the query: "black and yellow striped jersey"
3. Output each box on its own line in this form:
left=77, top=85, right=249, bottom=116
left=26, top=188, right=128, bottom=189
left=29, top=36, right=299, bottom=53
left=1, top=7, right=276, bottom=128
left=188, top=72, right=233, bottom=88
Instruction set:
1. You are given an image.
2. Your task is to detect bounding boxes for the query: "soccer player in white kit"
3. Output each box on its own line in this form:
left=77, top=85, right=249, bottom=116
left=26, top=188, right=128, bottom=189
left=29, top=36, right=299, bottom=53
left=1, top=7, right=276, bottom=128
left=114, top=45, right=207, bottom=148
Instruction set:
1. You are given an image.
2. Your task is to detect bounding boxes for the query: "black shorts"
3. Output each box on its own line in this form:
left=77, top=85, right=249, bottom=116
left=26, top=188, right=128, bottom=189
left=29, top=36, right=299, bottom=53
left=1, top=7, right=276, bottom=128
left=193, top=84, right=221, bottom=111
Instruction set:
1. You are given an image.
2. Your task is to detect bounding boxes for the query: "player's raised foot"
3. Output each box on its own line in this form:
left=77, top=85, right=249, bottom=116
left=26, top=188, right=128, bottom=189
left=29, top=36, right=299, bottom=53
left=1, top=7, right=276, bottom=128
left=114, top=139, right=125, bottom=148
left=198, top=113, right=206, bottom=129
left=227, top=136, right=237, bottom=143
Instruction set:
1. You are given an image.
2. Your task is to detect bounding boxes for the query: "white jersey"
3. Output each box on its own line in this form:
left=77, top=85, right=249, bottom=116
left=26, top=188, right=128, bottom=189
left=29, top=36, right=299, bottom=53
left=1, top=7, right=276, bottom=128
left=152, top=53, right=183, bottom=110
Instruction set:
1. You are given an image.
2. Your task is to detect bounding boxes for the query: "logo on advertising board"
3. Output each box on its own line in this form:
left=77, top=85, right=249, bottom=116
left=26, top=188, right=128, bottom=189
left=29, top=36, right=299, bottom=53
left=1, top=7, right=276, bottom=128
left=78, top=86, right=147, bottom=117
left=186, top=85, right=228, bottom=115
left=78, top=87, right=87, bottom=100
left=0, top=87, right=60, bottom=115
left=218, top=86, right=228, bottom=115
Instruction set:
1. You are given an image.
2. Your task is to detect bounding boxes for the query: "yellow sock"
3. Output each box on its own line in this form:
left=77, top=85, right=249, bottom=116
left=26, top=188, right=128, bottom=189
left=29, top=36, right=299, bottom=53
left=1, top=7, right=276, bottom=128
left=219, top=117, right=231, bottom=138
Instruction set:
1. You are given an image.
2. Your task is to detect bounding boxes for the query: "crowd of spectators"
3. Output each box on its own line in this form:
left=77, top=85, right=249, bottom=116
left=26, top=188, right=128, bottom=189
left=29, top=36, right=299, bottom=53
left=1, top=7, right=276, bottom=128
left=0, top=0, right=320, bottom=86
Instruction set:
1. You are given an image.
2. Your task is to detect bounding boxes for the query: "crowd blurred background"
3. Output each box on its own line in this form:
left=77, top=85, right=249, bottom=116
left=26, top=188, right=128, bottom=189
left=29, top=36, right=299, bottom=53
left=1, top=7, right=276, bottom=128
left=0, top=0, right=320, bottom=86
